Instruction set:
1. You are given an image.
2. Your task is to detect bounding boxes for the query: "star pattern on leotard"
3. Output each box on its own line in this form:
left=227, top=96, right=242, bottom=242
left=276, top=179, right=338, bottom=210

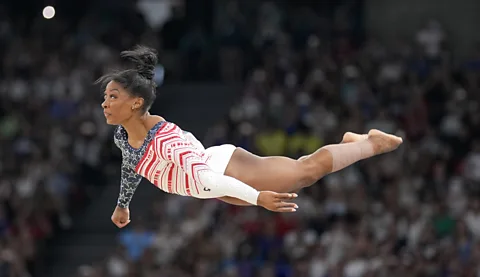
left=114, top=121, right=165, bottom=208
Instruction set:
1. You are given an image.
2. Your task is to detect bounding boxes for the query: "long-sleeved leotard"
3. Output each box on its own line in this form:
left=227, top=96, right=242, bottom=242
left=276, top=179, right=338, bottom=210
left=114, top=121, right=260, bottom=208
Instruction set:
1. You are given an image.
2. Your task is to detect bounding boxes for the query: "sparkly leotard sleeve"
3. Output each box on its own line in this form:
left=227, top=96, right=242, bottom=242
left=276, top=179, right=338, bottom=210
left=114, top=126, right=144, bottom=209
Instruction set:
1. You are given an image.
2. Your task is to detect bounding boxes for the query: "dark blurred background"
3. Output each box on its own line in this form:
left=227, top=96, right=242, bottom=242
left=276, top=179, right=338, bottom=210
left=2, top=0, right=480, bottom=276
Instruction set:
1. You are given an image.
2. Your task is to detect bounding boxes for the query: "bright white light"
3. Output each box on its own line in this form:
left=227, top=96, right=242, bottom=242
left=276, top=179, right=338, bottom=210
left=42, top=6, right=55, bottom=19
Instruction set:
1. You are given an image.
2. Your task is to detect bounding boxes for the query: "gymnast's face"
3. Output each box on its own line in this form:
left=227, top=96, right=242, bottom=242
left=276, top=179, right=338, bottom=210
left=102, top=81, right=143, bottom=125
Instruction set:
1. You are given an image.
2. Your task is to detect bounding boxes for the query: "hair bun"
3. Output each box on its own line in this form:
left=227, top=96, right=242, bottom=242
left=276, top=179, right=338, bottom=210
left=120, top=45, right=158, bottom=80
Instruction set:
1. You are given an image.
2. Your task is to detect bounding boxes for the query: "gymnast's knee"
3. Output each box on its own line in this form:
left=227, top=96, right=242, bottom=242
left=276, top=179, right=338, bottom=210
left=296, top=158, right=321, bottom=188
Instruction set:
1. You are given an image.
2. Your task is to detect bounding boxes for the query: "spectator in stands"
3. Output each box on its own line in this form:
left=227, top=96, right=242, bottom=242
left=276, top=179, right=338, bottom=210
left=118, top=222, right=155, bottom=262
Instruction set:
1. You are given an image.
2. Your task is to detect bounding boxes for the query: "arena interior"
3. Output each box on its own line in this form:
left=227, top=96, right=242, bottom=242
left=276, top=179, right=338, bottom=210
left=2, top=0, right=480, bottom=276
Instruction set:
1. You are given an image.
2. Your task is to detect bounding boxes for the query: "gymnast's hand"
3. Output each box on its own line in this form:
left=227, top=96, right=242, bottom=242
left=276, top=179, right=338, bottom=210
left=257, top=191, right=298, bottom=212
left=111, top=206, right=131, bottom=228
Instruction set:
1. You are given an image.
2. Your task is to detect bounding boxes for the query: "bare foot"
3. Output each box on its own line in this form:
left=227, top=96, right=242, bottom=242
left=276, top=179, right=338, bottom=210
left=342, top=132, right=368, bottom=143
left=367, top=129, right=403, bottom=155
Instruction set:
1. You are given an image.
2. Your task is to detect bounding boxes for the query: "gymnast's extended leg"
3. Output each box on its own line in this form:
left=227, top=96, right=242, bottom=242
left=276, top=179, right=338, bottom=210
left=223, top=129, right=402, bottom=197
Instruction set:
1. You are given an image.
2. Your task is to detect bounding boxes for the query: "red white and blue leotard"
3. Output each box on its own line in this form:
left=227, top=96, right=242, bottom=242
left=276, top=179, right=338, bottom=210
left=114, top=121, right=259, bottom=208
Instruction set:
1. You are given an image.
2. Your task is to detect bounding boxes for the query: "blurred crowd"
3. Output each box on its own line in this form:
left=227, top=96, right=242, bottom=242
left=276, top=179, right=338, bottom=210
left=0, top=4, right=126, bottom=276
left=92, top=2, right=480, bottom=277
left=2, top=0, right=480, bottom=277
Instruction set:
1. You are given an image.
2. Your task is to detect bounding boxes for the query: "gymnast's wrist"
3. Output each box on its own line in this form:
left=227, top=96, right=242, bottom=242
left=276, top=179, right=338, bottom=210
left=253, top=191, right=260, bottom=206
left=116, top=200, right=129, bottom=209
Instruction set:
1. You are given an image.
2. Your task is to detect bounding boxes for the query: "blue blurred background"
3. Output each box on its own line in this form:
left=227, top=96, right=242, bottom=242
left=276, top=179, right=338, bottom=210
left=2, top=0, right=480, bottom=276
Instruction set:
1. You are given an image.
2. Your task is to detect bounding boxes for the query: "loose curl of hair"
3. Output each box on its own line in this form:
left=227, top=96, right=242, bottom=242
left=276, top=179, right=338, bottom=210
left=96, top=45, right=158, bottom=113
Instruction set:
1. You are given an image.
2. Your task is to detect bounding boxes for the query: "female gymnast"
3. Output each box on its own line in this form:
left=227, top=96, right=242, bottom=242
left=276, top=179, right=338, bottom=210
left=99, top=46, right=403, bottom=228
